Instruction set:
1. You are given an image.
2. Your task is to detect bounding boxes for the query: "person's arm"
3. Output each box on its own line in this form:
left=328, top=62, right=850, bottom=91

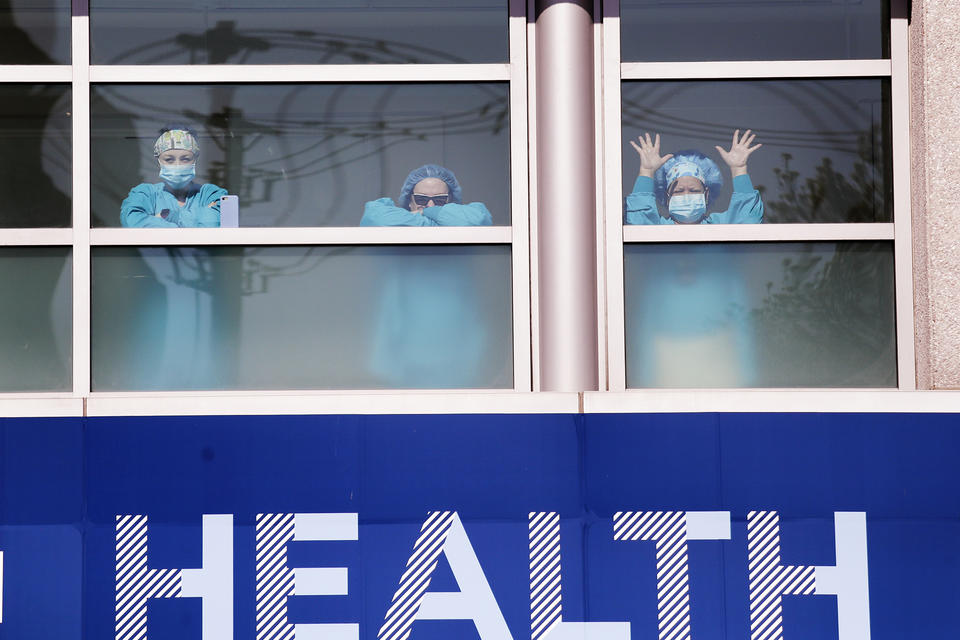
left=625, top=175, right=672, bottom=225
left=625, top=133, right=674, bottom=225
left=120, top=184, right=178, bottom=228
left=707, top=174, right=763, bottom=224
left=179, top=184, right=226, bottom=228
left=422, top=202, right=493, bottom=226
left=360, top=198, right=439, bottom=227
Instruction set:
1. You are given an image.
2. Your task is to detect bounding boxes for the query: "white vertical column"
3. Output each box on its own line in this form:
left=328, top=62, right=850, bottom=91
left=535, top=0, right=599, bottom=392
left=71, top=3, right=91, bottom=397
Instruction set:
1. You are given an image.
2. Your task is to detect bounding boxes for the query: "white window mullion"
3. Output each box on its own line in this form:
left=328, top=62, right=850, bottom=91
left=621, top=59, right=891, bottom=80
left=602, top=3, right=627, bottom=392
left=89, top=64, right=511, bottom=84
left=890, top=16, right=917, bottom=390
left=0, top=66, right=72, bottom=82
left=622, top=223, right=896, bottom=243
left=510, top=0, right=532, bottom=391
left=0, top=229, right=73, bottom=246
left=71, top=14, right=91, bottom=398
left=89, top=227, right=512, bottom=246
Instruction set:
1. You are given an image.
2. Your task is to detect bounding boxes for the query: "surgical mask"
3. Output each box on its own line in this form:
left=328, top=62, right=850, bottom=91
left=159, top=163, right=196, bottom=190
left=668, top=193, right=707, bottom=223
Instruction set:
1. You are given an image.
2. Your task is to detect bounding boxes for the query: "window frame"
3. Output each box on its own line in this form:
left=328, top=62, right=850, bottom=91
left=600, top=0, right=916, bottom=391
left=0, top=1, right=533, bottom=402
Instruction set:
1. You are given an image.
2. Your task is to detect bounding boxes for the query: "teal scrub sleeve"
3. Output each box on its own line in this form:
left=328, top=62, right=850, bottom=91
left=422, top=202, right=493, bottom=226
left=178, top=183, right=226, bottom=228
left=706, top=174, right=763, bottom=224
left=624, top=175, right=668, bottom=225
left=120, top=184, right=179, bottom=228
left=360, top=198, right=439, bottom=227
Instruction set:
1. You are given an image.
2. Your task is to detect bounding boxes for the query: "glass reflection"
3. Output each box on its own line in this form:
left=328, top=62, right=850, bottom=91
left=91, top=245, right=513, bottom=391
left=621, top=0, right=886, bottom=62
left=624, top=242, right=896, bottom=388
left=90, top=1, right=507, bottom=65
left=91, top=83, right=510, bottom=227
left=0, top=248, right=71, bottom=391
left=622, top=79, right=891, bottom=223
left=0, top=84, right=72, bottom=228
left=0, top=1, right=71, bottom=64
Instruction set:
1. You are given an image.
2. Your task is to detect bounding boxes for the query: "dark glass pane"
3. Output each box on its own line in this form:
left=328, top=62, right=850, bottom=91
left=0, top=1, right=71, bottom=64
left=90, top=1, right=507, bottom=64
left=92, top=245, right=513, bottom=390
left=622, top=79, right=891, bottom=224
left=0, top=84, right=72, bottom=228
left=621, top=0, right=886, bottom=62
left=0, top=247, right=72, bottom=391
left=624, top=242, right=896, bottom=388
left=91, top=83, right=510, bottom=228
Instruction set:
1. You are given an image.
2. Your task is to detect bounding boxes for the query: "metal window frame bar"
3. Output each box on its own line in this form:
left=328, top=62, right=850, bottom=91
left=90, top=64, right=511, bottom=83
left=89, top=227, right=512, bottom=246
left=602, top=0, right=911, bottom=391
left=71, top=15, right=91, bottom=397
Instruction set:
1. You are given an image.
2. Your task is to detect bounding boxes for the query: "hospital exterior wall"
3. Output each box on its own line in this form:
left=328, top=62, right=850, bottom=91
left=911, top=0, right=960, bottom=389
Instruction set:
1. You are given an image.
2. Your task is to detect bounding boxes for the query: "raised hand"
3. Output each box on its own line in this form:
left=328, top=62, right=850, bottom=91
left=715, top=129, right=761, bottom=177
left=629, top=133, right=674, bottom=178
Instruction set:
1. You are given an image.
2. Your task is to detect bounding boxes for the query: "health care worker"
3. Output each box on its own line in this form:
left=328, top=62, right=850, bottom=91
left=362, top=164, right=496, bottom=388
left=360, top=163, right=492, bottom=227
left=625, top=130, right=763, bottom=225
left=120, top=125, right=226, bottom=228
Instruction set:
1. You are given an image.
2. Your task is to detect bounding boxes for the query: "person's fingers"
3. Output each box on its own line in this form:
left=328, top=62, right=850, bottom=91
left=644, top=132, right=653, bottom=146
left=746, top=143, right=763, bottom=153
left=654, top=133, right=661, bottom=150
left=744, top=132, right=756, bottom=147
left=732, top=129, right=740, bottom=146
left=715, top=145, right=727, bottom=157
left=661, top=153, right=674, bottom=164
left=629, top=140, right=643, bottom=155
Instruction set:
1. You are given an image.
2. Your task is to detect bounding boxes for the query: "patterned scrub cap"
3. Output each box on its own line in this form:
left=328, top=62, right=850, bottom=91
left=153, top=129, right=200, bottom=157
left=665, top=160, right=705, bottom=187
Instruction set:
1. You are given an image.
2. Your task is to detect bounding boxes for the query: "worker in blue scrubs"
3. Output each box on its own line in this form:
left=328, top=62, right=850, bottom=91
left=120, top=125, right=226, bottom=227
left=360, top=164, right=492, bottom=227
left=362, top=164, right=496, bottom=388
left=625, top=130, right=764, bottom=225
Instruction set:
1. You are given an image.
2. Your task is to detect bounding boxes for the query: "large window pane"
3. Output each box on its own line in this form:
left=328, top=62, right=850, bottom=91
left=91, top=83, right=510, bottom=228
left=92, top=245, right=513, bottom=390
left=621, top=0, right=886, bottom=62
left=0, top=84, right=72, bottom=228
left=0, top=248, right=72, bottom=391
left=90, top=1, right=507, bottom=65
left=622, top=79, right=891, bottom=224
left=624, top=242, right=896, bottom=388
left=0, top=2, right=71, bottom=64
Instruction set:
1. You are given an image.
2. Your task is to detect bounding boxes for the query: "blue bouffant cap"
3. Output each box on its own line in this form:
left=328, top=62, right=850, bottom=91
left=654, top=150, right=723, bottom=207
left=398, top=164, right=463, bottom=209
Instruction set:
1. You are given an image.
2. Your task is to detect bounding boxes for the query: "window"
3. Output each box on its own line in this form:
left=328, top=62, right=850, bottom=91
left=603, top=0, right=913, bottom=389
left=3, top=1, right=530, bottom=396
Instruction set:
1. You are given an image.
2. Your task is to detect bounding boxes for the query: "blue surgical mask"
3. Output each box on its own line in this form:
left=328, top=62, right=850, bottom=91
left=668, top=193, right=707, bottom=223
left=159, top=163, right=196, bottom=190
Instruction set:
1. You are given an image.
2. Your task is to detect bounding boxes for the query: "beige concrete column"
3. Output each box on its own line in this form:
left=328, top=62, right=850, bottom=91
left=535, top=0, right=599, bottom=392
left=910, top=0, right=960, bottom=388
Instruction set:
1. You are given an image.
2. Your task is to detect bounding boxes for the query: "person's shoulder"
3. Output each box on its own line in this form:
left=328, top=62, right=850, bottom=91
left=196, top=182, right=227, bottom=197
left=125, top=182, right=163, bottom=198
left=365, top=197, right=397, bottom=207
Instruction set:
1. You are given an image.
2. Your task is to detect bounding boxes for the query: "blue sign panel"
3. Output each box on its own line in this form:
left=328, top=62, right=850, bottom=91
left=0, top=412, right=958, bottom=640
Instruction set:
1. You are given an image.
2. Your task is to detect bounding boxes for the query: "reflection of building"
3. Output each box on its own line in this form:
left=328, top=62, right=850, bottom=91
left=3, top=3, right=960, bottom=638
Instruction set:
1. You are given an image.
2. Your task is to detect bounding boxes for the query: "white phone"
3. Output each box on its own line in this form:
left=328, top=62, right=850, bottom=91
left=220, top=195, right=239, bottom=228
